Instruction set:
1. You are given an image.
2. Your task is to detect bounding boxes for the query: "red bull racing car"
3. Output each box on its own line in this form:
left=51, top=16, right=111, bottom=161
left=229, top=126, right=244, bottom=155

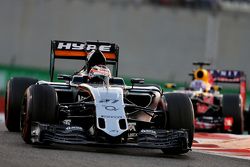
left=165, top=62, right=249, bottom=134
left=4, top=40, right=195, bottom=154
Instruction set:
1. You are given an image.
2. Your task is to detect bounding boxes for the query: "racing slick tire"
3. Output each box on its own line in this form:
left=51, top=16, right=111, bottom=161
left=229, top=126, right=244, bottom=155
left=5, top=77, right=38, bottom=132
left=222, top=94, right=244, bottom=134
left=21, top=84, right=58, bottom=144
left=163, top=93, right=194, bottom=154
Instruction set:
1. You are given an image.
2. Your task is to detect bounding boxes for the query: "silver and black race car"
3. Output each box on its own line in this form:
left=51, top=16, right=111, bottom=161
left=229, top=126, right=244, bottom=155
left=5, top=40, right=194, bottom=154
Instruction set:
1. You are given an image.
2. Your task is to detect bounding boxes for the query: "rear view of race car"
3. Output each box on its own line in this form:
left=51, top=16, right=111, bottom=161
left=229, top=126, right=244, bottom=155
left=5, top=40, right=195, bottom=155
left=165, top=62, right=248, bottom=134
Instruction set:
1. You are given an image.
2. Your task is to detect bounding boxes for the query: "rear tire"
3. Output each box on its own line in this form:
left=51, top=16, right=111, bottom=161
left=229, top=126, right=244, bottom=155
left=162, top=93, right=194, bottom=154
left=5, top=77, right=38, bottom=132
left=222, top=94, right=244, bottom=134
left=21, top=84, right=58, bottom=144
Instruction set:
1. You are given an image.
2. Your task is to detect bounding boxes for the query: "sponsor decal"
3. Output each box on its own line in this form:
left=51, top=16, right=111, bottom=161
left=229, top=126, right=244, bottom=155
left=109, top=129, right=119, bottom=133
left=53, top=41, right=117, bottom=60
left=66, top=126, right=83, bottom=131
left=209, top=70, right=243, bottom=83
left=104, top=106, right=118, bottom=111
left=140, top=129, right=157, bottom=135
left=57, top=42, right=111, bottom=52
left=99, top=99, right=120, bottom=111
left=128, top=123, right=136, bottom=132
left=209, top=70, right=241, bottom=78
left=99, top=99, right=119, bottom=103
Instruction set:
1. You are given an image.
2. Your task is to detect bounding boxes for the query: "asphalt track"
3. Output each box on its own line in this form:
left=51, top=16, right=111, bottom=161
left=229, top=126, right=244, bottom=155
left=0, top=124, right=249, bottom=167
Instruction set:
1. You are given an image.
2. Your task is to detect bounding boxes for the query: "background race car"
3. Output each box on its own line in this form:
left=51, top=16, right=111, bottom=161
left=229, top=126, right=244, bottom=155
left=164, top=62, right=250, bottom=134
left=5, top=40, right=195, bottom=155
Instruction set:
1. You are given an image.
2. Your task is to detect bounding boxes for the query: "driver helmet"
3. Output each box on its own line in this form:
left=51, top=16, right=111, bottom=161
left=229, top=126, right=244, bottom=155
left=86, top=49, right=106, bottom=72
left=88, top=65, right=111, bottom=83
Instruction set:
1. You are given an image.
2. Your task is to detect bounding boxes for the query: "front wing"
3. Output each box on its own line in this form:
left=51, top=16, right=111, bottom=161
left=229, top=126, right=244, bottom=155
left=30, top=122, right=190, bottom=152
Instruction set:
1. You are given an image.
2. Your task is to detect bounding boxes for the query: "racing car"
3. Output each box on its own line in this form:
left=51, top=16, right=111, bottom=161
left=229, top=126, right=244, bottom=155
left=165, top=62, right=248, bottom=134
left=4, top=40, right=194, bottom=154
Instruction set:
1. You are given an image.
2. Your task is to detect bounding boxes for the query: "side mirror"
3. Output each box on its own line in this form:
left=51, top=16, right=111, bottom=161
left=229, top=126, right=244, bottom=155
left=131, top=78, right=144, bottom=88
left=131, top=78, right=144, bottom=84
left=110, top=77, right=125, bottom=86
left=165, top=83, right=176, bottom=89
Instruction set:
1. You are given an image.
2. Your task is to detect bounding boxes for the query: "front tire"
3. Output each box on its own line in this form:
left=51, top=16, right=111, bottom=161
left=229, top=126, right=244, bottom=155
left=162, top=93, right=194, bottom=154
left=5, top=77, right=38, bottom=132
left=21, top=84, right=58, bottom=143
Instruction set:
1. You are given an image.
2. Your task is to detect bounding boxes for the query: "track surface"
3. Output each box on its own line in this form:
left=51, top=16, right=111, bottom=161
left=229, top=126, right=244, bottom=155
left=193, top=132, right=250, bottom=159
left=0, top=124, right=249, bottom=167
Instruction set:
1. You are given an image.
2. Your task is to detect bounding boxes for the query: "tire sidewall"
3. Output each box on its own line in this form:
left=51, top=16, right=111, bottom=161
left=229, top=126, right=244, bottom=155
left=21, top=84, right=58, bottom=143
left=5, top=77, right=38, bottom=132
left=164, top=93, right=195, bottom=148
left=222, top=94, right=244, bottom=134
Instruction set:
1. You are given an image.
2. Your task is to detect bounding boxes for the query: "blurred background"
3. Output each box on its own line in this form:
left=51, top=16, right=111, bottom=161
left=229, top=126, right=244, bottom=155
left=0, top=0, right=250, bottom=109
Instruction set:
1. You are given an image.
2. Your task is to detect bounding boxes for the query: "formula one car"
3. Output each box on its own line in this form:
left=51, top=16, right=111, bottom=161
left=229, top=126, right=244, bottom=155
left=165, top=62, right=247, bottom=134
left=5, top=40, right=194, bottom=154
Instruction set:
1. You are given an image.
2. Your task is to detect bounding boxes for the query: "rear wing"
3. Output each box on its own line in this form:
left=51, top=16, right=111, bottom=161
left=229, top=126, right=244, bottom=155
left=50, top=40, right=119, bottom=81
left=208, top=69, right=247, bottom=109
